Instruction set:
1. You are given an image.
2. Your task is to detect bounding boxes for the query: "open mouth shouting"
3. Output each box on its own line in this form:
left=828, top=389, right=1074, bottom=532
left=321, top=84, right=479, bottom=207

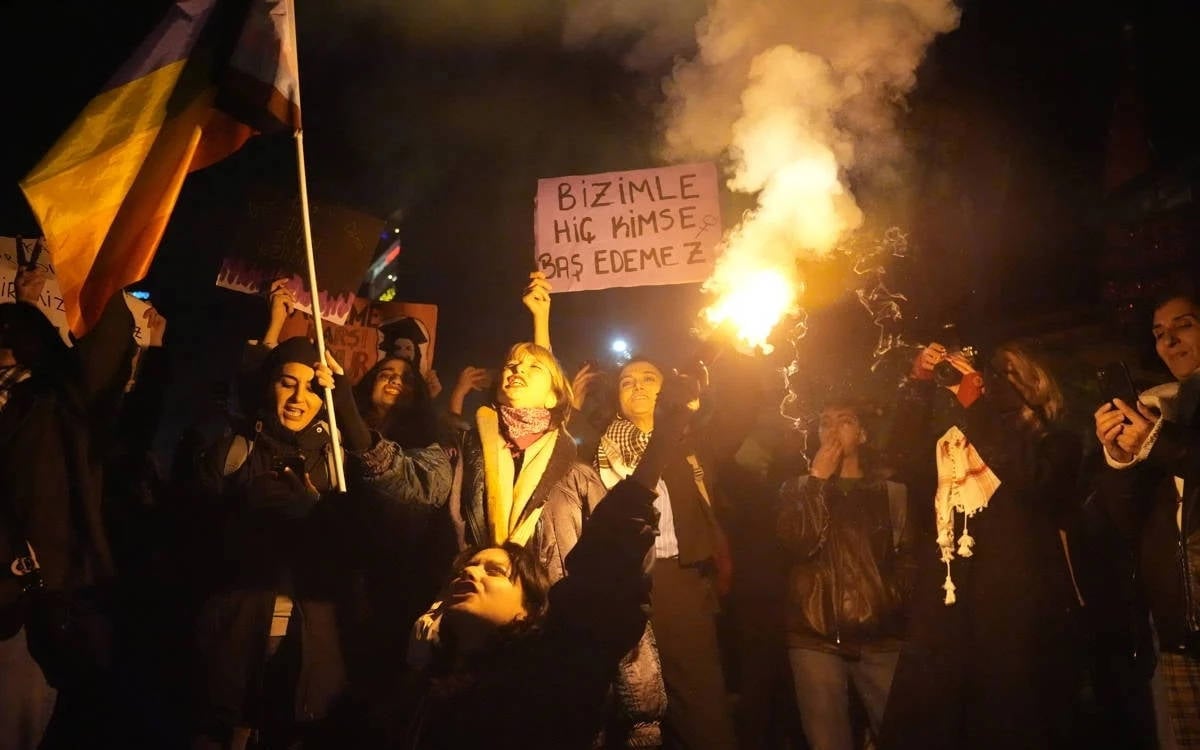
left=280, top=403, right=310, bottom=427
left=447, top=579, right=478, bottom=601
left=273, top=363, right=322, bottom=432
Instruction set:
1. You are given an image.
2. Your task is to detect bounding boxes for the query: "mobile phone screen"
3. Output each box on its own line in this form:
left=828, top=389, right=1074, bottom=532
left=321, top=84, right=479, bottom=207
left=1097, top=362, right=1138, bottom=408
left=272, top=456, right=306, bottom=475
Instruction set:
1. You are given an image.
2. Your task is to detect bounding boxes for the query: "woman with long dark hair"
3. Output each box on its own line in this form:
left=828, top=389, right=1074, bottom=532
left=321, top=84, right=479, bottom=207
left=352, top=356, right=438, bottom=450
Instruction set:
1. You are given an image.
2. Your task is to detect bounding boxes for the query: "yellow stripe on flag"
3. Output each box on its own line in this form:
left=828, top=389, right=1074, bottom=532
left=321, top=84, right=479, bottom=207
left=19, top=0, right=301, bottom=336
left=22, top=61, right=186, bottom=189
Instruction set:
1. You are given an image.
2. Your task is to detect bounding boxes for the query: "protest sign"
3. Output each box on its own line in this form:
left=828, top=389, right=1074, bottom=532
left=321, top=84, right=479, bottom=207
left=1, top=235, right=70, bottom=344
left=534, top=162, right=723, bottom=293
left=216, top=259, right=357, bottom=326
left=213, top=191, right=383, bottom=325
left=374, top=300, right=438, bottom=377
left=3, top=236, right=167, bottom=347
left=123, top=293, right=167, bottom=348
left=279, top=314, right=383, bottom=385
left=277, top=297, right=438, bottom=384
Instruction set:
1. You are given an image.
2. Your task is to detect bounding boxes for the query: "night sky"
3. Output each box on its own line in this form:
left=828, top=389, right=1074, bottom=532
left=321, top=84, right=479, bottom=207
left=0, top=0, right=1192, bottom=455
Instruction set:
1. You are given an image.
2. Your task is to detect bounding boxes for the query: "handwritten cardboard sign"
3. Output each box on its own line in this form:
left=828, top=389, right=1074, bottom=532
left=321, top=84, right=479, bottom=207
left=123, top=293, right=167, bottom=348
left=211, top=191, right=384, bottom=326
left=2, top=236, right=166, bottom=347
left=1, top=236, right=71, bottom=344
left=534, top=162, right=722, bottom=292
left=277, top=297, right=439, bottom=384
left=373, top=300, right=438, bottom=377
left=215, top=258, right=357, bottom=326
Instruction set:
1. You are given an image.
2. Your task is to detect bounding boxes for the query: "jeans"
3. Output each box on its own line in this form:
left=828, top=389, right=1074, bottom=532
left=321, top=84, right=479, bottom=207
left=787, top=646, right=899, bottom=750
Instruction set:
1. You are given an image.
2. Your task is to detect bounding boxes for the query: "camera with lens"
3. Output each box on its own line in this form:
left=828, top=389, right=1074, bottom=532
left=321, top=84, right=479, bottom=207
left=933, top=346, right=978, bottom=387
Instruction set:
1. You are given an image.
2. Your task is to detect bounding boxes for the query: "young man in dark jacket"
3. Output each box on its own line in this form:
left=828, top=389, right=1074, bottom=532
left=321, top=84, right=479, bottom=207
left=777, top=397, right=913, bottom=750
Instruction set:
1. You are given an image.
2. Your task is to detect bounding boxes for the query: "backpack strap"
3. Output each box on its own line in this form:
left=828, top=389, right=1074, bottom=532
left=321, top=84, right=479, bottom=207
left=222, top=433, right=255, bottom=477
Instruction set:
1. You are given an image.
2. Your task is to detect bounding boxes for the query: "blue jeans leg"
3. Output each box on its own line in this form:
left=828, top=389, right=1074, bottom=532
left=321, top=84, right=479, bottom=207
left=788, top=647, right=854, bottom=750
left=848, top=650, right=900, bottom=740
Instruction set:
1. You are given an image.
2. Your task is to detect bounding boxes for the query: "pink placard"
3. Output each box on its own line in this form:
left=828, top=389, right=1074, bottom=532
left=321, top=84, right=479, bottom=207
left=534, top=162, right=722, bottom=293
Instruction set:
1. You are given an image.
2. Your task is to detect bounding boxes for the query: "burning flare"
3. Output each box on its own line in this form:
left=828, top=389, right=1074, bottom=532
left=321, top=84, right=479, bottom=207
left=656, top=0, right=958, bottom=353
left=701, top=265, right=799, bottom=354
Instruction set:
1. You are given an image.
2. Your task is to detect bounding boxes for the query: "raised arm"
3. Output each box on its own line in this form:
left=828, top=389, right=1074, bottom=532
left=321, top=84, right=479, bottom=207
left=776, top=476, right=830, bottom=559
left=552, top=371, right=699, bottom=642
left=448, top=366, right=492, bottom=417
left=318, top=351, right=454, bottom=508
left=522, top=271, right=552, bottom=351
left=260, top=278, right=296, bottom=349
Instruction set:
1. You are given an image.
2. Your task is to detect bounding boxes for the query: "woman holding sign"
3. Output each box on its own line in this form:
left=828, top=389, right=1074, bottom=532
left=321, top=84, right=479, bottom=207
left=328, top=274, right=665, bottom=749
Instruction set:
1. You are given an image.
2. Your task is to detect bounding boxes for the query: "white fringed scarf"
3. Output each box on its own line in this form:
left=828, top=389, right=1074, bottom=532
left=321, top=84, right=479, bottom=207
left=934, top=425, right=1001, bottom=605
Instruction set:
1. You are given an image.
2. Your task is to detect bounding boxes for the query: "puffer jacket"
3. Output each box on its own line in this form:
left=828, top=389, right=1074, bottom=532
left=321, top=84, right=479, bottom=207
left=777, top=475, right=914, bottom=650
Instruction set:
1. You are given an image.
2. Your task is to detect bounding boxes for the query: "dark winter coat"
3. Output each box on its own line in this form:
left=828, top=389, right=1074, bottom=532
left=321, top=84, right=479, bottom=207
left=878, top=379, right=1083, bottom=750
left=189, top=415, right=349, bottom=731
left=1094, top=383, right=1200, bottom=655
left=0, top=299, right=125, bottom=688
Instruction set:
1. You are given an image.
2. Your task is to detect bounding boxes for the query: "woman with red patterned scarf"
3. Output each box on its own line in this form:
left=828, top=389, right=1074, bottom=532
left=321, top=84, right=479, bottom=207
left=337, top=280, right=665, bottom=748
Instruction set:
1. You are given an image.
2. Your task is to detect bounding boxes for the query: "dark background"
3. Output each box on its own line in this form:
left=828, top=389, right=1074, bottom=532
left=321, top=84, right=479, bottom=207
left=0, top=0, right=1194, bottom=458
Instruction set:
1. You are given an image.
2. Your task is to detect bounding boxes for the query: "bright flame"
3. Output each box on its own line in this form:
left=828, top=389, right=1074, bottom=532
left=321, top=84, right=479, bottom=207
left=652, top=1, right=957, bottom=357
left=695, top=45, right=862, bottom=355
left=702, top=266, right=799, bottom=354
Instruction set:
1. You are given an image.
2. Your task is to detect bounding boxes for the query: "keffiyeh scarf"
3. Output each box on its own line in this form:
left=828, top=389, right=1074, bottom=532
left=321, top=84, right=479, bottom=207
left=934, top=425, right=1001, bottom=605
left=596, top=416, right=705, bottom=490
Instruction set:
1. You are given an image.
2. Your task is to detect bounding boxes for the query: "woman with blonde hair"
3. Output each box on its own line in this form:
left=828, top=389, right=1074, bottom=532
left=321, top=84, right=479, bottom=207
left=989, top=341, right=1065, bottom=433
left=877, top=339, right=1084, bottom=750
left=329, top=278, right=664, bottom=747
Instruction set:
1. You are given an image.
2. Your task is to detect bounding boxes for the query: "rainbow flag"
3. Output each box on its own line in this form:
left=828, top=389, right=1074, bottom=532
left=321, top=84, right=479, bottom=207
left=19, top=0, right=301, bottom=336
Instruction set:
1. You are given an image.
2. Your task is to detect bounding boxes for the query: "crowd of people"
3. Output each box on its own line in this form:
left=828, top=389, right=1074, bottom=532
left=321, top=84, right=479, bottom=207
left=3, top=262, right=1200, bottom=750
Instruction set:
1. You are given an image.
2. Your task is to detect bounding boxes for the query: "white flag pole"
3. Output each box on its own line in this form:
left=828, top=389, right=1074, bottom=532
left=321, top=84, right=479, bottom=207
left=285, top=0, right=347, bottom=492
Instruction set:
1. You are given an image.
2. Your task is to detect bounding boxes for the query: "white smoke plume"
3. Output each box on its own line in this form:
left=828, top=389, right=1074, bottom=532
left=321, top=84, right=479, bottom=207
left=562, top=0, right=707, bottom=71
left=567, top=0, right=960, bottom=350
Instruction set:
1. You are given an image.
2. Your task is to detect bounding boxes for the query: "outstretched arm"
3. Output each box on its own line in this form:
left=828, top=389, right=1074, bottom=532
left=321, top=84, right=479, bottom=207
left=522, top=271, right=552, bottom=351
left=448, top=366, right=492, bottom=417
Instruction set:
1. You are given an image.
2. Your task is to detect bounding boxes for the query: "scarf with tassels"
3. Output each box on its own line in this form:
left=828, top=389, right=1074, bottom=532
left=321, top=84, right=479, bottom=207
left=934, top=425, right=1001, bottom=605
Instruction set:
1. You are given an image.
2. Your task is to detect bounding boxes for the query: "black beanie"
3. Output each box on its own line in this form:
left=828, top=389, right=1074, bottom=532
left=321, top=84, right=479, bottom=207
left=266, top=336, right=321, bottom=374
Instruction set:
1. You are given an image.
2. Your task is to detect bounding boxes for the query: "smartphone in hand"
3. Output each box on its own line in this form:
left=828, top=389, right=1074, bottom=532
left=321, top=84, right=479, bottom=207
left=1097, top=361, right=1139, bottom=421
left=271, top=455, right=307, bottom=476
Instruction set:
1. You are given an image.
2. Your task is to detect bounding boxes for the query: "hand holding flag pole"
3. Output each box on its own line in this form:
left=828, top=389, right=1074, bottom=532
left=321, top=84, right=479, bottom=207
left=285, top=0, right=346, bottom=493
left=16, top=0, right=345, bottom=490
